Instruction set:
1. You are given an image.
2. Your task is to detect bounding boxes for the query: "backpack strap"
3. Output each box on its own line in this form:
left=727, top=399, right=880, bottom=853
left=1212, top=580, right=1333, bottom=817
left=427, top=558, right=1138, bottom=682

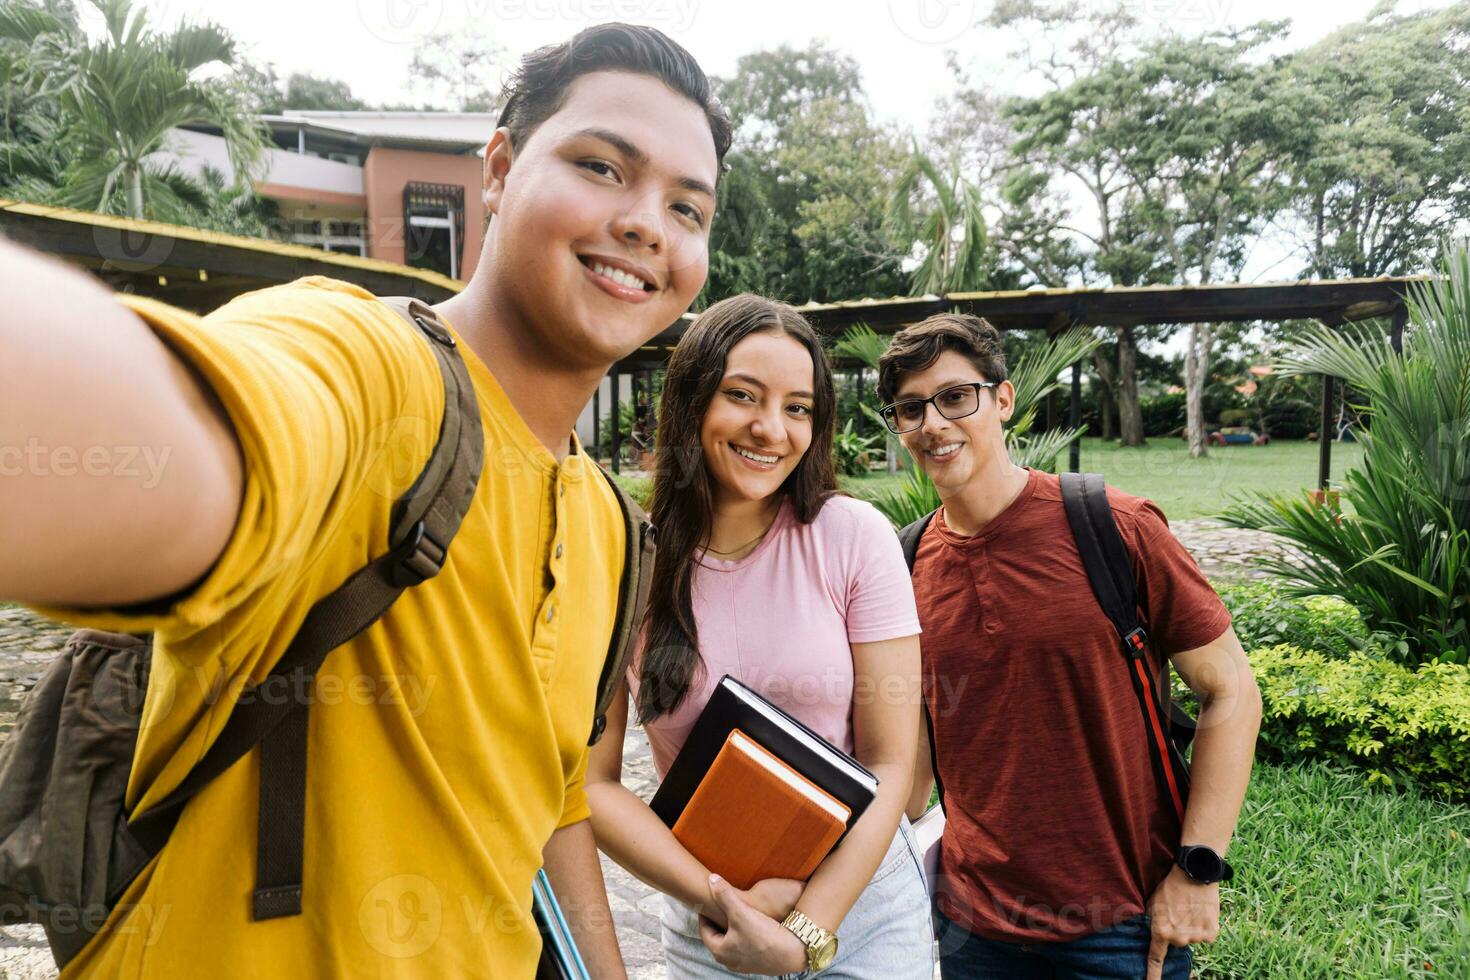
left=897, top=510, right=945, bottom=809
left=123, top=297, right=483, bottom=921
left=1058, top=472, right=1190, bottom=825
left=587, top=465, right=656, bottom=746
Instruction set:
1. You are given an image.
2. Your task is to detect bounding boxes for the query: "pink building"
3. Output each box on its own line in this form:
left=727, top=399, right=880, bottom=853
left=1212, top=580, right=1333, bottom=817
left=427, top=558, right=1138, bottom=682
left=167, top=110, right=497, bottom=282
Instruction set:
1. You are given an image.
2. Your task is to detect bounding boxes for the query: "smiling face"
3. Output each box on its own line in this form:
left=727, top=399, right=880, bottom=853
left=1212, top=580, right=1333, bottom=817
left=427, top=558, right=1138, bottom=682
left=482, top=70, right=718, bottom=369
left=699, top=331, right=817, bottom=508
left=894, top=350, right=1016, bottom=493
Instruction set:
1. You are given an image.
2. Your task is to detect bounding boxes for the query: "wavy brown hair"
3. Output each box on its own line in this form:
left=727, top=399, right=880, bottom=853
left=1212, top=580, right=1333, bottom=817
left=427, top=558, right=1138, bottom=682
left=636, top=294, right=838, bottom=723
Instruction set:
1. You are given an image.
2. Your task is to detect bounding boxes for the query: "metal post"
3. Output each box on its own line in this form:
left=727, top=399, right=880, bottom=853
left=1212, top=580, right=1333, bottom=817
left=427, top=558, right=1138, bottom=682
left=1391, top=302, right=1407, bottom=354
left=1318, top=374, right=1335, bottom=490
left=610, top=368, right=622, bottom=475
left=851, top=369, right=863, bottom=434
left=1068, top=360, right=1082, bottom=473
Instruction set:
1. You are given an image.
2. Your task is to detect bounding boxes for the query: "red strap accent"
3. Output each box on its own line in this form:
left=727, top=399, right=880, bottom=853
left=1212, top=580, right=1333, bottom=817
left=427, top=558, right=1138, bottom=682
left=1132, top=660, right=1186, bottom=822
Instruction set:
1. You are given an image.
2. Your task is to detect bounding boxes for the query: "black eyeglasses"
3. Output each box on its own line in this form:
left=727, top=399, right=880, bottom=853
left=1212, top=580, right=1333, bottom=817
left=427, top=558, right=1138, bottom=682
left=879, top=382, right=999, bottom=434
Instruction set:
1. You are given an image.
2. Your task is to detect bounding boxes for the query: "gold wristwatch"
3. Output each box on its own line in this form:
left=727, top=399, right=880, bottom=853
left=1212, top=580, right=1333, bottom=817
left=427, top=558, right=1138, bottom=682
left=781, top=909, right=838, bottom=972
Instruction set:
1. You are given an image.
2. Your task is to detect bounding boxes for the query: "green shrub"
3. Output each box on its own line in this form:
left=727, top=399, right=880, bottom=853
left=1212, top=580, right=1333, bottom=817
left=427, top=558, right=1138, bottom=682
left=1218, top=407, right=1252, bottom=427
left=611, top=474, right=652, bottom=510
left=1140, top=391, right=1186, bottom=436
left=832, top=419, right=881, bottom=477
left=1217, top=580, right=1367, bottom=657
left=1249, top=644, right=1470, bottom=801
left=1221, top=246, right=1470, bottom=665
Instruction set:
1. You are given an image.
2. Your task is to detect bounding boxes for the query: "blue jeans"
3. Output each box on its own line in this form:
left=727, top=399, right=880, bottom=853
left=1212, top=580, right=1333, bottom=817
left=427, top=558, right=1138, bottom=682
left=934, top=904, right=1192, bottom=980
left=661, top=817, right=935, bottom=979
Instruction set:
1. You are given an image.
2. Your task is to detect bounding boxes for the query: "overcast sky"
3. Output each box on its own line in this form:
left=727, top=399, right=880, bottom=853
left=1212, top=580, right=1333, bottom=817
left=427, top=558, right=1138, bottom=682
left=134, top=0, right=1449, bottom=130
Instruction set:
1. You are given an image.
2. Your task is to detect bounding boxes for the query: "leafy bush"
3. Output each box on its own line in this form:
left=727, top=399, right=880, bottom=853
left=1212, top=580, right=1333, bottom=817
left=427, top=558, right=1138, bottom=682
left=1221, top=246, right=1470, bottom=664
left=1217, top=580, right=1367, bottom=657
left=832, top=419, right=881, bottom=476
left=611, top=474, right=652, bottom=510
left=1218, top=407, right=1252, bottom=427
left=1248, top=644, right=1470, bottom=802
left=1140, top=391, right=1186, bottom=436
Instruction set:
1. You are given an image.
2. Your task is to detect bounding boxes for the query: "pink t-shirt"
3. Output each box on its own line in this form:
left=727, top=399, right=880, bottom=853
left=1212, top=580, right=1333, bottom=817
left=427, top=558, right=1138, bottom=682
left=629, top=493, right=921, bottom=779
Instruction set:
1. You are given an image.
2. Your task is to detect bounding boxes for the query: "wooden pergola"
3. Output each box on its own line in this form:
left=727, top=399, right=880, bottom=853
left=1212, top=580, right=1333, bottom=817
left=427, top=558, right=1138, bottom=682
left=601, top=276, right=1426, bottom=482
left=0, top=198, right=461, bottom=310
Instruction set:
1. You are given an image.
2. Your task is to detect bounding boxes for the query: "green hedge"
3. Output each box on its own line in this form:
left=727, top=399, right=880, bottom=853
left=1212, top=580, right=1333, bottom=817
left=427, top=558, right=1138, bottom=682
left=1218, top=581, right=1368, bottom=658
left=1249, top=644, right=1470, bottom=801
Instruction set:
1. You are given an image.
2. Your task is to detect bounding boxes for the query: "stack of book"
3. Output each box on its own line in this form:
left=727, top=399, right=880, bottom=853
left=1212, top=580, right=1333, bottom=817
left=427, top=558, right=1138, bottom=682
left=651, top=675, right=879, bottom=890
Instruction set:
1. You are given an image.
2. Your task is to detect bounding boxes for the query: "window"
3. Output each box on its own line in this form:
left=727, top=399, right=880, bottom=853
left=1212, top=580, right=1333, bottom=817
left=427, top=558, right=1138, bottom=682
left=403, top=182, right=466, bottom=280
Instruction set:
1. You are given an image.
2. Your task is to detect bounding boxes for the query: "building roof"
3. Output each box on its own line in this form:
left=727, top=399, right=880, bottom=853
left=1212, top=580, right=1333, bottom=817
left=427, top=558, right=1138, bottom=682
left=0, top=197, right=462, bottom=310
left=617, top=275, right=1429, bottom=368
left=263, top=110, right=498, bottom=152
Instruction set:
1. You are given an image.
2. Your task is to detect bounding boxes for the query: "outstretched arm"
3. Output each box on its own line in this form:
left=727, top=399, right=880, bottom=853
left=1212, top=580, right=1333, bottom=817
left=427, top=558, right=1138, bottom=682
left=0, top=240, right=242, bottom=607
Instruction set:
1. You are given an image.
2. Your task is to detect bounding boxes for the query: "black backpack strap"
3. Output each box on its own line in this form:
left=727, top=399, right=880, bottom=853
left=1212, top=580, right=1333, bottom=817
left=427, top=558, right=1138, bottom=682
left=1058, top=473, right=1190, bottom=825
left=897, top=510, right=946, bottom=809
left=123, top=297, right=483, bottom=921
left=587, top=464, right=655, bottom=746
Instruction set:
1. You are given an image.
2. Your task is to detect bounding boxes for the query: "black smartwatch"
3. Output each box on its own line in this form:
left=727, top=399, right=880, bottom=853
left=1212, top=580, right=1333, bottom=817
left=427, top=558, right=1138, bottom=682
left=1176, top=845, right=1234, bottom=884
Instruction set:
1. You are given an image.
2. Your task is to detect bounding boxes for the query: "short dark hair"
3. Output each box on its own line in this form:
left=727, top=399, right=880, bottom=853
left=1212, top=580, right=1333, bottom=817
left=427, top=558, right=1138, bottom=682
left=877, top=313, right=1008, bottom=405
left=497, top=23, right=732, bottom=177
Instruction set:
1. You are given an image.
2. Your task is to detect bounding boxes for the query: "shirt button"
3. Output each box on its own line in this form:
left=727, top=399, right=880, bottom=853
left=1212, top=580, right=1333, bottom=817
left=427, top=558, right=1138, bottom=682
left=546, top=604, right=556, bottom=623
left=555, top=543, right=564, bottom=559
left=559, top=483, right=565, bottom=498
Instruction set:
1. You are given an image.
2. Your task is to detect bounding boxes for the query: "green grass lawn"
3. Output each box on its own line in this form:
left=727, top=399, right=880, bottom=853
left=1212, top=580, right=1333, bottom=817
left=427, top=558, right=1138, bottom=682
left=843, top=437, right=1365, bottom=520
left=1196, top=761, right=1470, bottom=979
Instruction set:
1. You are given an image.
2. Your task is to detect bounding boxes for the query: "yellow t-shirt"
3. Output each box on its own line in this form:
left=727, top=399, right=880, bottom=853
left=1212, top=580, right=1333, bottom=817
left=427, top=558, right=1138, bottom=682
left=37, top=277, right=623, bottom=978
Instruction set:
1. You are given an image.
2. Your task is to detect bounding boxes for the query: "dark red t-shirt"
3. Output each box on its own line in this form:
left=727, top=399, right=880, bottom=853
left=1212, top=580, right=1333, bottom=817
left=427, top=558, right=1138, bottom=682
left=915, top=468, right=1231, bottom=943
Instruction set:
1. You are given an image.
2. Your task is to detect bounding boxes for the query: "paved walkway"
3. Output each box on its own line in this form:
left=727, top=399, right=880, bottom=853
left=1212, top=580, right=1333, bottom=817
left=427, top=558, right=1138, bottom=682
left=0, top=518, right=1283, bottom=978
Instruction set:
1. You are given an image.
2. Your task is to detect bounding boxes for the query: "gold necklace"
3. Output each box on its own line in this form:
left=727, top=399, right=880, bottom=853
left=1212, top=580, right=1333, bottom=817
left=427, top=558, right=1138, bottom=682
left=703, top=524, right=773, bottom=557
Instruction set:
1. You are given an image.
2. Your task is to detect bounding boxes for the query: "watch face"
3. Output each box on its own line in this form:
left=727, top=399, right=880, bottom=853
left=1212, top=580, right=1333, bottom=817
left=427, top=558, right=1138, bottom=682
left=810, top=934, right=838, bottom=970
left=1182, top=846, right=1223, bottom=882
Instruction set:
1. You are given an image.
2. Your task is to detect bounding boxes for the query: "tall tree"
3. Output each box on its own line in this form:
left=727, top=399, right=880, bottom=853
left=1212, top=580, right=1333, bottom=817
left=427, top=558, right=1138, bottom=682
left=1280, top=4, right=1470, bottom=279
left=1108, top=25, right=1297, bottom=456
left=707, top=42, right=908, bottom=305
left=992, top=0, right=1164, bottom=445
left=408, top=31, right=503, bottom=112
left=0, top=0, right=265, bottom=221
left=886, top=145, right=996, bottom=295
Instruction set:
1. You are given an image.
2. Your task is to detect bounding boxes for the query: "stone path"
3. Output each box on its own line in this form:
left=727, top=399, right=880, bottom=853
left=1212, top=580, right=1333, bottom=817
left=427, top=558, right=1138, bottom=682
left=0, top=519, right=1284, bottom=978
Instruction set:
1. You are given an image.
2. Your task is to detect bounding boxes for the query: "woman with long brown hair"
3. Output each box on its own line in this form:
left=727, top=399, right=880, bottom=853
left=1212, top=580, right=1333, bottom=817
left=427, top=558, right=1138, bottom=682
left=587, top=294, right=933, bottom=977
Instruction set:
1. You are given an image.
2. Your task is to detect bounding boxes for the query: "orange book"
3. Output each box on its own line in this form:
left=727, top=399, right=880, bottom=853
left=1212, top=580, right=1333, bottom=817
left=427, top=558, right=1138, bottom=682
left=672, top=729, right=851, bottom=890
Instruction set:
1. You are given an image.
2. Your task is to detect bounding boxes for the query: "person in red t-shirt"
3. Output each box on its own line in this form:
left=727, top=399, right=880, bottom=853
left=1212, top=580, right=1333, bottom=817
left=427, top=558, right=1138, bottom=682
left=877, top=313, right=1263, bottom=980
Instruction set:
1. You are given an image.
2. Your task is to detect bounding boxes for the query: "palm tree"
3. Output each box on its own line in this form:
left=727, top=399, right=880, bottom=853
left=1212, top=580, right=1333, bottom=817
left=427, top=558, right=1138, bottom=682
left=0, top=0, right=265, bottom=221
left=887, top=145, right=993, bottom=295
left=1220, top=245, right=1470, bottom=663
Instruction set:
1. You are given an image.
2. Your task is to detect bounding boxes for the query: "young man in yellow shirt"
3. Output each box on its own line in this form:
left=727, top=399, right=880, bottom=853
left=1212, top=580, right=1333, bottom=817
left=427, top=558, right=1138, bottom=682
left=0, top=23, right=728, bottom=978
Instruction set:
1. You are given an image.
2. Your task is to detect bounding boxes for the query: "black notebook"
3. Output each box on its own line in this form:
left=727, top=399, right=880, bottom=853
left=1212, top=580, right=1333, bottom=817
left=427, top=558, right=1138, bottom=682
left=650, top=674, right=879, bottom=835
